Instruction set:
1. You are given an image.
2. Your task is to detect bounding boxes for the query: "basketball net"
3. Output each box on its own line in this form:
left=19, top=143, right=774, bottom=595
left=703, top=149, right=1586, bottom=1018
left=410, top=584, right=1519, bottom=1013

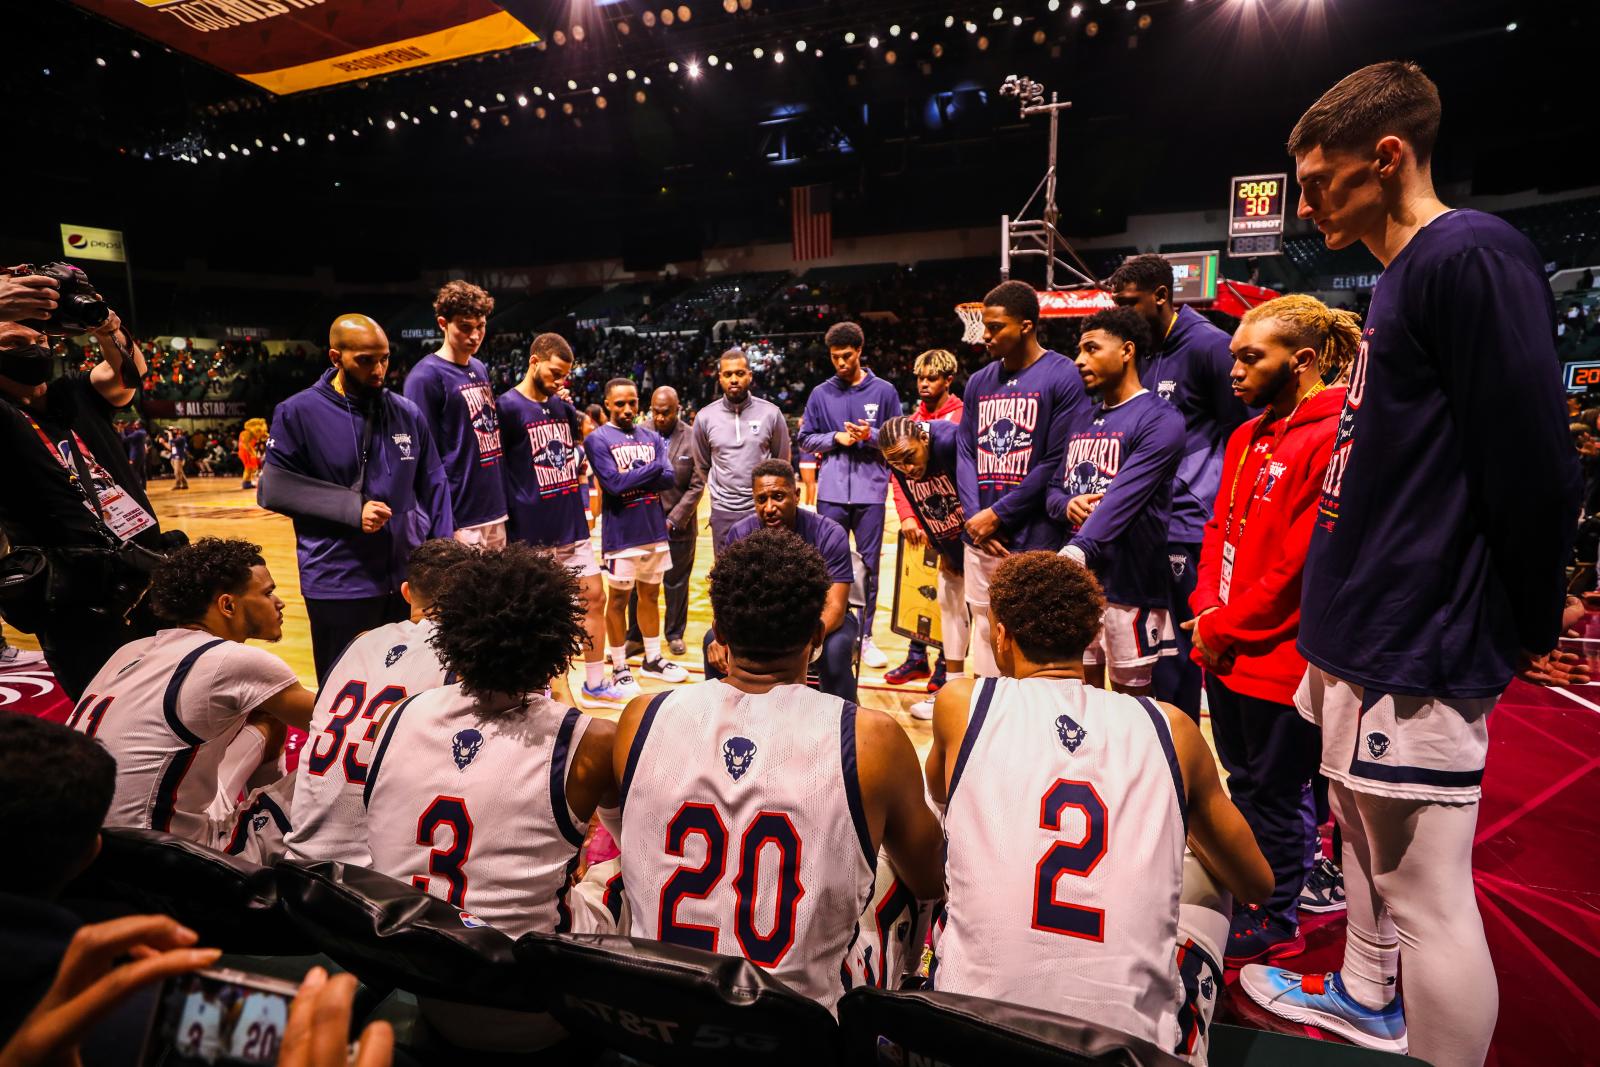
left=955, top=302, right=985, bottom=345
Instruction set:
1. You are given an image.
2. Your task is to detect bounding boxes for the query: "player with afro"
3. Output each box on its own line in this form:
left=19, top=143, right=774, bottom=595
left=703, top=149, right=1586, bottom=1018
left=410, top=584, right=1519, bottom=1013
left=614, top=527, right=943, bottom=1012
left=364, top=542, right=622, bottom=980
left=927, top=551, right=1269, bottom=1058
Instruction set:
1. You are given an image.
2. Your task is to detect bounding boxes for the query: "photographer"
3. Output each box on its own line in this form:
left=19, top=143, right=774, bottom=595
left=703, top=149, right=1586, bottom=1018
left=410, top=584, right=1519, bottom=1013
left=0, top=265, right=175, bottom=701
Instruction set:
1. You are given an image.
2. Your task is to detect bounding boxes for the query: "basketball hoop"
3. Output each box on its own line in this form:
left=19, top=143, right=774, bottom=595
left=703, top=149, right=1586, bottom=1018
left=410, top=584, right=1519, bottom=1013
left=955, top=302, right=985, bottom=345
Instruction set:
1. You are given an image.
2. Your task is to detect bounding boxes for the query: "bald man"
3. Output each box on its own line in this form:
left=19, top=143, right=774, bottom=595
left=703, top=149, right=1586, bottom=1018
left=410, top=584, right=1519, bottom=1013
left=259, top=314, right=454, bottom=682
left=626, top=385, right=703, bottom=657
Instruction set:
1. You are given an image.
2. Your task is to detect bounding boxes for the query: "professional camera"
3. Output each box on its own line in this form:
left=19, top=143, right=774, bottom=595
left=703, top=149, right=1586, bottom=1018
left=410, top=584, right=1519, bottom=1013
left=9, top=261, right=110, bottom=334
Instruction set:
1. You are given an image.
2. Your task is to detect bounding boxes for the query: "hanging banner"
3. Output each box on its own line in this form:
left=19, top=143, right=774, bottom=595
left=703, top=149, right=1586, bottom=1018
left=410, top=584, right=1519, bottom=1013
left=60, top=224, right=126, bottom=263
left=68, top=0, right=539, bottom=95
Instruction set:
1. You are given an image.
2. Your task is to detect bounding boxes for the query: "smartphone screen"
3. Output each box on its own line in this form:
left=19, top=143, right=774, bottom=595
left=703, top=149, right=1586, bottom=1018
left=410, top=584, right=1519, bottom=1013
left=141, top=967, right=298, bottom=1066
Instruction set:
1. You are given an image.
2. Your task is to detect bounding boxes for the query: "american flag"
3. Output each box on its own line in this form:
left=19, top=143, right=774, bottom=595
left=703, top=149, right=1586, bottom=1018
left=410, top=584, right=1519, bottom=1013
left=791, top=183, right=833, bottom=261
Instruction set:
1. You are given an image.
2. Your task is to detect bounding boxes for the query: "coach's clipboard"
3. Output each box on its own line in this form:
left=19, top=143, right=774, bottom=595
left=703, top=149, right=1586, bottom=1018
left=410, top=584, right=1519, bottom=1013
left=890, top=532, right=942, bottom=651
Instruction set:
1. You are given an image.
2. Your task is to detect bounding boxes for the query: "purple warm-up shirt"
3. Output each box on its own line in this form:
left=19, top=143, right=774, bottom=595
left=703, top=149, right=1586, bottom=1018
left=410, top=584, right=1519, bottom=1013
left=497, top=388, right=590, bottom=548
left=584, top=422, right=674, bottom=555
left=957, top=350, right=1090, bottom=552
left=402, top=352, right=507, bottom=530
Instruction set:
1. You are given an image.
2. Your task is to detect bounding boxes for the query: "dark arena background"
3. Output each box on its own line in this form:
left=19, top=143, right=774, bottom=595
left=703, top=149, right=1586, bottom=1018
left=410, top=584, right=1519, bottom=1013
left=2, top=0, right=1597, bottom=1065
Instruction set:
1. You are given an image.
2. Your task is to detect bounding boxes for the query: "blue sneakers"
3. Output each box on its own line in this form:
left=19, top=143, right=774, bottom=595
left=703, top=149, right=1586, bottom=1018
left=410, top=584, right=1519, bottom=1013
left=1224, top=912, right=1305, bottom=966
left=578, top=678, right=631, bottom=709
left=1238, top=967, right=1407, bottom=1053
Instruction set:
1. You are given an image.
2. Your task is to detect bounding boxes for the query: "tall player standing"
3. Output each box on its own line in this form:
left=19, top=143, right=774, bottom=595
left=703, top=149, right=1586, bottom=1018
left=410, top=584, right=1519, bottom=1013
left=614, top=529, right=943, bottom=1013
left=1109, top=254, right=1250, bottom=719
left=798, top=322, right=904, bottom=669
left=1239, top=63, right=1583, bottom=1067
left=499, top=335, right=624, bottom=708
left=958, top=281, right=1091, bottom=676
left=403, top=281, right=508, bottom=547
left=281, top=538, right=472, bottom=865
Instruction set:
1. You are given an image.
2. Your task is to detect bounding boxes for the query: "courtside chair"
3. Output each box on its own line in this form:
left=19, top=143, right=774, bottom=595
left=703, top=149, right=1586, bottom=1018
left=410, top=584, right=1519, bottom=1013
left=514, top=931, right=841, bottom=1066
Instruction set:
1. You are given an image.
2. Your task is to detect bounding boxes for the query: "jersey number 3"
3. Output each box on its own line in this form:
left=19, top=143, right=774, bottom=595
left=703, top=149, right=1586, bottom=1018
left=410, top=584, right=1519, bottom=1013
left=1033, top=779, right=1108, bottom=941
left=658, top=802, right=805, bottom=967
left=414, top=796, right=473, bottom=908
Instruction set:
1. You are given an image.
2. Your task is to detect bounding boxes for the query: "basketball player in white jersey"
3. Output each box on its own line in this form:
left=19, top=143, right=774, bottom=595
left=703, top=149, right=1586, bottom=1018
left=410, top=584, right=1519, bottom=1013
left=70, top=538, right=315, bottom=854
left=279, top=538, right=472, bottom=865
left=364, top=542, right=620, bottom=1049
left=226, top=988, right=288, bottom=1063
left=174, top=980, right=225, bottom=1063
left=926, top=551, right=1270, bottom=1054
left=614, top=528, right=943, bottom=1014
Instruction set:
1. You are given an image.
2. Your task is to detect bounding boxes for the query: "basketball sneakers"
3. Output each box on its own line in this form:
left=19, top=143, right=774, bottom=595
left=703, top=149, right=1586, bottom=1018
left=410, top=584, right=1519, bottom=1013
left=1238, top=968, right=1407, bottom=1053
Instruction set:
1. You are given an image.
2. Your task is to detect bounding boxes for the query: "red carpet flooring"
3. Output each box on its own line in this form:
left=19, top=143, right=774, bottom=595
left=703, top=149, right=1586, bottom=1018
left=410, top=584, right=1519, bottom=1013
left=7, top=654, right=1596, bottom=1062
left=1220, top=678, right=1600, bottom=1064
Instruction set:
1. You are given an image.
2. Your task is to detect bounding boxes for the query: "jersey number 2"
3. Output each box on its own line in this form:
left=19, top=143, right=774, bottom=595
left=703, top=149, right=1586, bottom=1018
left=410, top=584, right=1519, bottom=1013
left=414, top=796, right=473, bottom=908
left=659, top=803, right=805, bottom=967
left=1033, top=779, right=1108, bottom=941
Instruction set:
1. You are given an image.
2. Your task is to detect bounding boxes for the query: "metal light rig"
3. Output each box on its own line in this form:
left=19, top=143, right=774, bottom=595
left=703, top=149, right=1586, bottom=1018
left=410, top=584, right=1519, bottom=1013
left=998, top=74, right=1098, bottom=291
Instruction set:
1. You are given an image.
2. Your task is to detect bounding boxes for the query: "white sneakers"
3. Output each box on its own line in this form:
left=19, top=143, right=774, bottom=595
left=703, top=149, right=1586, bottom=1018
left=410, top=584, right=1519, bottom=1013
left=860, top=636, right=889, bottom=669
left=908, top=699, right=934, bottom=721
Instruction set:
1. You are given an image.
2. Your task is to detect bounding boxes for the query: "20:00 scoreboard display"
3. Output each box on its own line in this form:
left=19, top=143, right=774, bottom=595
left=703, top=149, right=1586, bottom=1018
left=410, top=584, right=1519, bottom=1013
left=1228, top=173, right=1287, bottom=257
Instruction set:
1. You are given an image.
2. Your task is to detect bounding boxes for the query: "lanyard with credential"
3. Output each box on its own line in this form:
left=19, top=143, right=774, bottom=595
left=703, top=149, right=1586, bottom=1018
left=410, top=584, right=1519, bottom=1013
left=23, top=411, right=108, bottom=521
left=1223, top=381, right=1325, bottom=543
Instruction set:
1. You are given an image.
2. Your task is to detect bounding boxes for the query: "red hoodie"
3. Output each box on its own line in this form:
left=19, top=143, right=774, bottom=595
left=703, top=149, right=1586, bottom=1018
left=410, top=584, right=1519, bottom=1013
left=1191, top=384, right=1345, bottom=705
left=892, top=392, right=964, bottom=527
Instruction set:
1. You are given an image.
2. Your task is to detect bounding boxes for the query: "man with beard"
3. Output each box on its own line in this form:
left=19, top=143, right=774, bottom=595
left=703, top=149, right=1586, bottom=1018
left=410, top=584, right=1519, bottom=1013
left=259, top=314, right=454, bottom=684
left=691, top=347, right=790, bottom=554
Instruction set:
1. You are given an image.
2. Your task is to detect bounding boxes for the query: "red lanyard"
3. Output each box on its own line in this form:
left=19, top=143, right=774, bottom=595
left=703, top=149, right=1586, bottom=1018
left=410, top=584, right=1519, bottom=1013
left=1223, top=382, right=1324, bottom=543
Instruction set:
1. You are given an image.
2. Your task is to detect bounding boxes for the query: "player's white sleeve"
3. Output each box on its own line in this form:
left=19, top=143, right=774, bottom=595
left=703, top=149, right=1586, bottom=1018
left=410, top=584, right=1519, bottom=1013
left=1173, top=849, right=1231, bottom=1066
left=566, top=857, right=628, bottom=934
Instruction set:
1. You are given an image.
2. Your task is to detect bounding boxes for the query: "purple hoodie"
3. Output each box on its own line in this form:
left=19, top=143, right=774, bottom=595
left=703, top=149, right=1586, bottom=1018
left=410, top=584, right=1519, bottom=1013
left=797, top=369, right=904, bottom=505
left=260, top=369, right=453, bottom=598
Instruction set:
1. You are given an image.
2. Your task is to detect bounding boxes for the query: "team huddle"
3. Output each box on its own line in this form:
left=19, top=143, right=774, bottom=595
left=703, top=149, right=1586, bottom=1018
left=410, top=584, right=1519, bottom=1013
left=61, top=62, right=1582, bottom=1067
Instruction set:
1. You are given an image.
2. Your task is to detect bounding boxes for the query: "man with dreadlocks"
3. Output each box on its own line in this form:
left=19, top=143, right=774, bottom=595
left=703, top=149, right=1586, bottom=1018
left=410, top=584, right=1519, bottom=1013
left=1187, top=294, right=1355, bottom=968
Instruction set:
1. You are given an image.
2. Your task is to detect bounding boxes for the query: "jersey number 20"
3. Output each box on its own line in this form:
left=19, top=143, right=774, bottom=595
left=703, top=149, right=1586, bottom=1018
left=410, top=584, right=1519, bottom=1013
left=1033, top=779, right=1108, bottom=941
left=658, top=802, right=804, bottom=967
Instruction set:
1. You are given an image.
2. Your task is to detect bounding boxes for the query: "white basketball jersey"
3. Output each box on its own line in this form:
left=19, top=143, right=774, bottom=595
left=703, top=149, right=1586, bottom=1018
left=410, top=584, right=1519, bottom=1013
left=175, top=993, right=223, bottom=1061
left=619, top=680, right=877, bottom=1014
left=70, top=629, right=299, bottom=846
left=284, top=618, right=450, bottom=865
left=934, top=677, right=1187, bottom=1048
left=226, top=991, right=287, bottom=1062
left=364, top=684, right=599, bottom=939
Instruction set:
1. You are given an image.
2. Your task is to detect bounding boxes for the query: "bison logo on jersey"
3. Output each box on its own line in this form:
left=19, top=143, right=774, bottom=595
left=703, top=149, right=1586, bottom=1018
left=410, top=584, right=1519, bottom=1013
left=1065, top=461, right=1110, bottom=499
left=1055, top=714, right=1086, bottom=753
left=1365, top=731, right=1391, bottom=759
left=1157, top=379, right=1177, bottom=403
left=451, top=728, right=484, bottom=770
left=250, top=812, right=270, bottom=832
left=920, top=492, right=958, bottom=524
left=722, top=736, right=757, bottom=781
left=384, top=644, right=407, bottom=668
left=984, top=418, right=1021, bottom=458
left=1201, top=975, right=1215, bottom=1000
left=533, top=438, right=572, bottom=472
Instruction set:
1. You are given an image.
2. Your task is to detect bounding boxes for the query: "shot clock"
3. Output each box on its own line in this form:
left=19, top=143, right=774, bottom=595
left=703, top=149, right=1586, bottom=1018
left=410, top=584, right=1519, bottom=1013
left=1228, top=173, right=1287, bottom=257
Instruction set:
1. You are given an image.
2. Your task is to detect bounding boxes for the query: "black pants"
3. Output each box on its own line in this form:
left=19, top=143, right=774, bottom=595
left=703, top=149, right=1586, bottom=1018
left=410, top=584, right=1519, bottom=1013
left=703, top=610, right=859, bottom=703
left=305, top=592, right=409, bottom=685
left=627, top=535, right=696, bottom=643
left=1153, top=541, right=1202, bottom=721
left=1206, top=674, right=1322, bottom=928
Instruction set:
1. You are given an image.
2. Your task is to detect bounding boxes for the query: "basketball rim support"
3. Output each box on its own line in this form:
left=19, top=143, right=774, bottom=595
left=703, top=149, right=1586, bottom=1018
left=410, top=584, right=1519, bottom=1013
left=998, top=75, right=1099, bottom=292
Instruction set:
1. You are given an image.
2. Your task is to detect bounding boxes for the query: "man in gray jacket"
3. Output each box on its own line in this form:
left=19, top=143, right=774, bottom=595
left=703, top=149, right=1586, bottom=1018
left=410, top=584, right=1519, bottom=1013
left=627, top=384, right=703, bottom=657
left=691, top=348, right=791, bottom=554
